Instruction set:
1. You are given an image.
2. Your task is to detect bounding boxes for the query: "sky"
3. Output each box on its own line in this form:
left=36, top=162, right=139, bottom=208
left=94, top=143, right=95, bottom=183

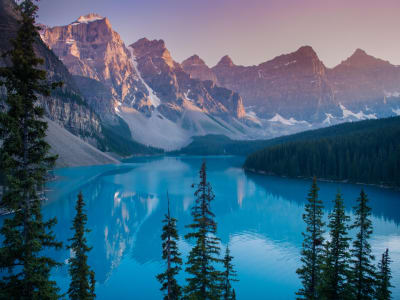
left=37, top=0, right=400, bottom=68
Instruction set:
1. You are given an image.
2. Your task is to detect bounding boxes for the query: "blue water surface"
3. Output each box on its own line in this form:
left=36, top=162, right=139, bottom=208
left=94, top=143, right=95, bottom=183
left=5, top=156, right=400, bottom=299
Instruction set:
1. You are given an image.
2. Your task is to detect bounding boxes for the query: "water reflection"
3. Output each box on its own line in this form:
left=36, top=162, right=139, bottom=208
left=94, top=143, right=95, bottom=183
left=38, top=156, right=400, bottom=299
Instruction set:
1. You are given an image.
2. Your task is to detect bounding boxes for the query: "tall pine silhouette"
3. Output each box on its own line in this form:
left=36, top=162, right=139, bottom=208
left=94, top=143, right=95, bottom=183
left=157, top=192, right=182, bottom=300
left=221, top=246, right=238, bottom=300
left=185, top=162, right=222, bottom=299
left=319, top=191, right=351, bottom=299
left=0, top=0, right=62, bottom=298
left=67, top=192, right=95, bottom=300
left=375, top=248, right=392, bottom=300
left=296, top=177, right=325, bottom=299
left=350, top=189, right=376, bottom=300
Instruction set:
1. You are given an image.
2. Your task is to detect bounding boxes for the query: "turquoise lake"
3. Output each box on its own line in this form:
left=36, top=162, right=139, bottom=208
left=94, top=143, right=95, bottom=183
left=4, top=156, right=400, bottom=299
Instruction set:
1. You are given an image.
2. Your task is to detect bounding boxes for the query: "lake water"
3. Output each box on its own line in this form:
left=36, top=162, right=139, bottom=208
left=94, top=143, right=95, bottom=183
left=3, top=156, right=400, bottom=299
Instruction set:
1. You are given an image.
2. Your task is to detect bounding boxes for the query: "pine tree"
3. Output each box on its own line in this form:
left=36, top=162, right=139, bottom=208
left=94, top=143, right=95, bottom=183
left=350, top=189, right=376, bottom=300
left=157, top=192, right=182, bottom=300
left=375, top=248, right=392, bottom=300
left=319, top=191, right=352, bottom=299
left=184, top=162, right=222, bottom=299
left=67, top=192, right=95, bottom=300
left=296, top=177, right=325, bottom=299
left=221, top=246, right=238, bottom=300
left=0, top=0, right=62, bottom=298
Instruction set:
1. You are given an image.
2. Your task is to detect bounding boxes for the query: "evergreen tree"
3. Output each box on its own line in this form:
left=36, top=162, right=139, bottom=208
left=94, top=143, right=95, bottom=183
left=375, top=248, right=392, bottom=300
left=184, top=162, right=222, bottom=299
left=0, top=0, right=62, bottom=298
left=67, top=192, right=95, bottom=300
left=296, top=177, right=325, bottom=299
left=350, top=189, right=376, bottom=300
left=319, top=191, right=352, bottom=299
left=157, top=192, right=183, bottom=300
left=221, top=246, right=238, bottom=300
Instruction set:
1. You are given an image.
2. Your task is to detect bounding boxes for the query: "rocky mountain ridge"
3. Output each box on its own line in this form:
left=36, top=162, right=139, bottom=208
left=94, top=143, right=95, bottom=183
left=4, top=3, right=399, bottom=158
left=40, top=15, right=259, bottom=150
left=183, top=46, right=400, bottom=123
left=0, top=0, right=109, bottom=158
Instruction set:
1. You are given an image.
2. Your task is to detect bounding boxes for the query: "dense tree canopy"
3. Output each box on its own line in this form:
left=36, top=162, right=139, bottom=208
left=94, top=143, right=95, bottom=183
left=244, top=117, right=400, bottom=187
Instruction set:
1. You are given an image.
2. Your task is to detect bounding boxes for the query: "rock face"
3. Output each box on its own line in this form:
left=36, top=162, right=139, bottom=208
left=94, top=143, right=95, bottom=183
left=130, top=38, right=246, bottom=120
left=0, top=0, right=105, bottom=149
left=40, top=14, right=149, bottom=107
left=40, top=16, right=252, bottom=150
left=16, top=8, right=400, bottom=151
left=40, top=15, right=248, bottom=124
left=182, top=55, right=218, bottom=83
left=327, top=49, right=400, bottom=109
left=183, top=46, right=400, bottom=122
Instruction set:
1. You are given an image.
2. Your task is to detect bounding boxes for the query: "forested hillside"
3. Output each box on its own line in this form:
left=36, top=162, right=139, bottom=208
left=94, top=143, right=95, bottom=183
left=244, top=117, right=400, bottom=187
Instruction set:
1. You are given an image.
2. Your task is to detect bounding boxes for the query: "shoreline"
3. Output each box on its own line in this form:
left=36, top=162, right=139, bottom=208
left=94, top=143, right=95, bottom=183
left=243, top=167, right=400, bottom=191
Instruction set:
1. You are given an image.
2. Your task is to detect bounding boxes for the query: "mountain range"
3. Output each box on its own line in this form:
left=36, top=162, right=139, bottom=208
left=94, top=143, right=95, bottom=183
left=1, top=2, right=400, bottom=164
left=183, top=46, right=400, bottom=123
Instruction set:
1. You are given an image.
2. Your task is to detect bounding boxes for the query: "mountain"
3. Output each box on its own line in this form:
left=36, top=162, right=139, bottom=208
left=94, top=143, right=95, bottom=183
left=182, top=55, right=218, bottom=83
left=39, top=13, right=150, bottom=117
left=243, top=116, right=400, bottom=187
left=183, top=47, right=400, bottom=123
left=327, top=49, right=400, bottom=113
left=41, top=17, right=259, bottom=150
left=5, top=4, right=399, bottom=157
left=0, top=0, right=123, bottom=166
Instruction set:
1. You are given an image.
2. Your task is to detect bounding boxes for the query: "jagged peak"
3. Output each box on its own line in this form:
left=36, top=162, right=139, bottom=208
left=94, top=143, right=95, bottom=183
left=352, top=48, right=368, bottom=57
left=215, top=55, right=235, bottom=67
left=130, top=38, right=174, bottom=67
left=338, top=48, right=391, bottom=68
left=71, top=13, right=106, bottom=25
left=76, top=13, right=104, bottom=23
left=182, top=55, right=207, bottom=67
left=294, top=45, right=318, bottom=58
left=130, top=38, right=167, bottom=52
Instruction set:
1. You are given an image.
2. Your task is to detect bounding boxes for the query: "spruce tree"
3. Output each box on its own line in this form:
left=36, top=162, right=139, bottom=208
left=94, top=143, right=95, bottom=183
left=184, top=162, right=222, bottom=299
left=221, top=246, right=238, bottom=300
left=67, top=192, right=95, bottom=300
left=296, top=177, right=325, bottom=299
left=319, top=191, right=352, bottom=299
left=375, top=248, right=392, bottom=300
left=350, top=189, right=376, bottom=300
left=157, top=192, right=182, bottom=300
left=0, top=0, right=62, bottom=298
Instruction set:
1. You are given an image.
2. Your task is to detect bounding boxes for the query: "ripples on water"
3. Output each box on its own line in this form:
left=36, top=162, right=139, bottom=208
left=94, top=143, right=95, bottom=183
left=4, top=156, right=399, bottom=299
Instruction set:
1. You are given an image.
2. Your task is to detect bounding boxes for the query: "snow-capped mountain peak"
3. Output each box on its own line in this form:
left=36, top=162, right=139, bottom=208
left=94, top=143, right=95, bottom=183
left=72, top=13, right=105, bottom=25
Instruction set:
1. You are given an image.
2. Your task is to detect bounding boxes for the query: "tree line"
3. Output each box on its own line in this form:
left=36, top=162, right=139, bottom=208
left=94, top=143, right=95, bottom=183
left=297, top=177, right=393, bottom=299
left=244, top=117, right=400, bottom=187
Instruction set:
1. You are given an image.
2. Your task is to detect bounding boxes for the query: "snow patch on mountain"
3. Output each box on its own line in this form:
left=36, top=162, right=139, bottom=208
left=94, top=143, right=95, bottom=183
left=244, top=109, right=262, bottom=126
left=129, top=47, right=161, bottom=107
left=71, top=14, right=104, bottom=25
left=339, top=103, right=377, bottom=120
left=323, top=113, right=335, bottom=125
left=392, top=108, right=400, bottom=116
left=268, top=113, right=309, bottom=126
left=284, top=60, right=297, bottom=66
left=384, top=91, right=400, bottom=98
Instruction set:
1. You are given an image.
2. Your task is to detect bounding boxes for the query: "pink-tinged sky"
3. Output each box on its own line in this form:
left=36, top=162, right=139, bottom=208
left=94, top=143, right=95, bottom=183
left=37, top=0, right=400, bottom=68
